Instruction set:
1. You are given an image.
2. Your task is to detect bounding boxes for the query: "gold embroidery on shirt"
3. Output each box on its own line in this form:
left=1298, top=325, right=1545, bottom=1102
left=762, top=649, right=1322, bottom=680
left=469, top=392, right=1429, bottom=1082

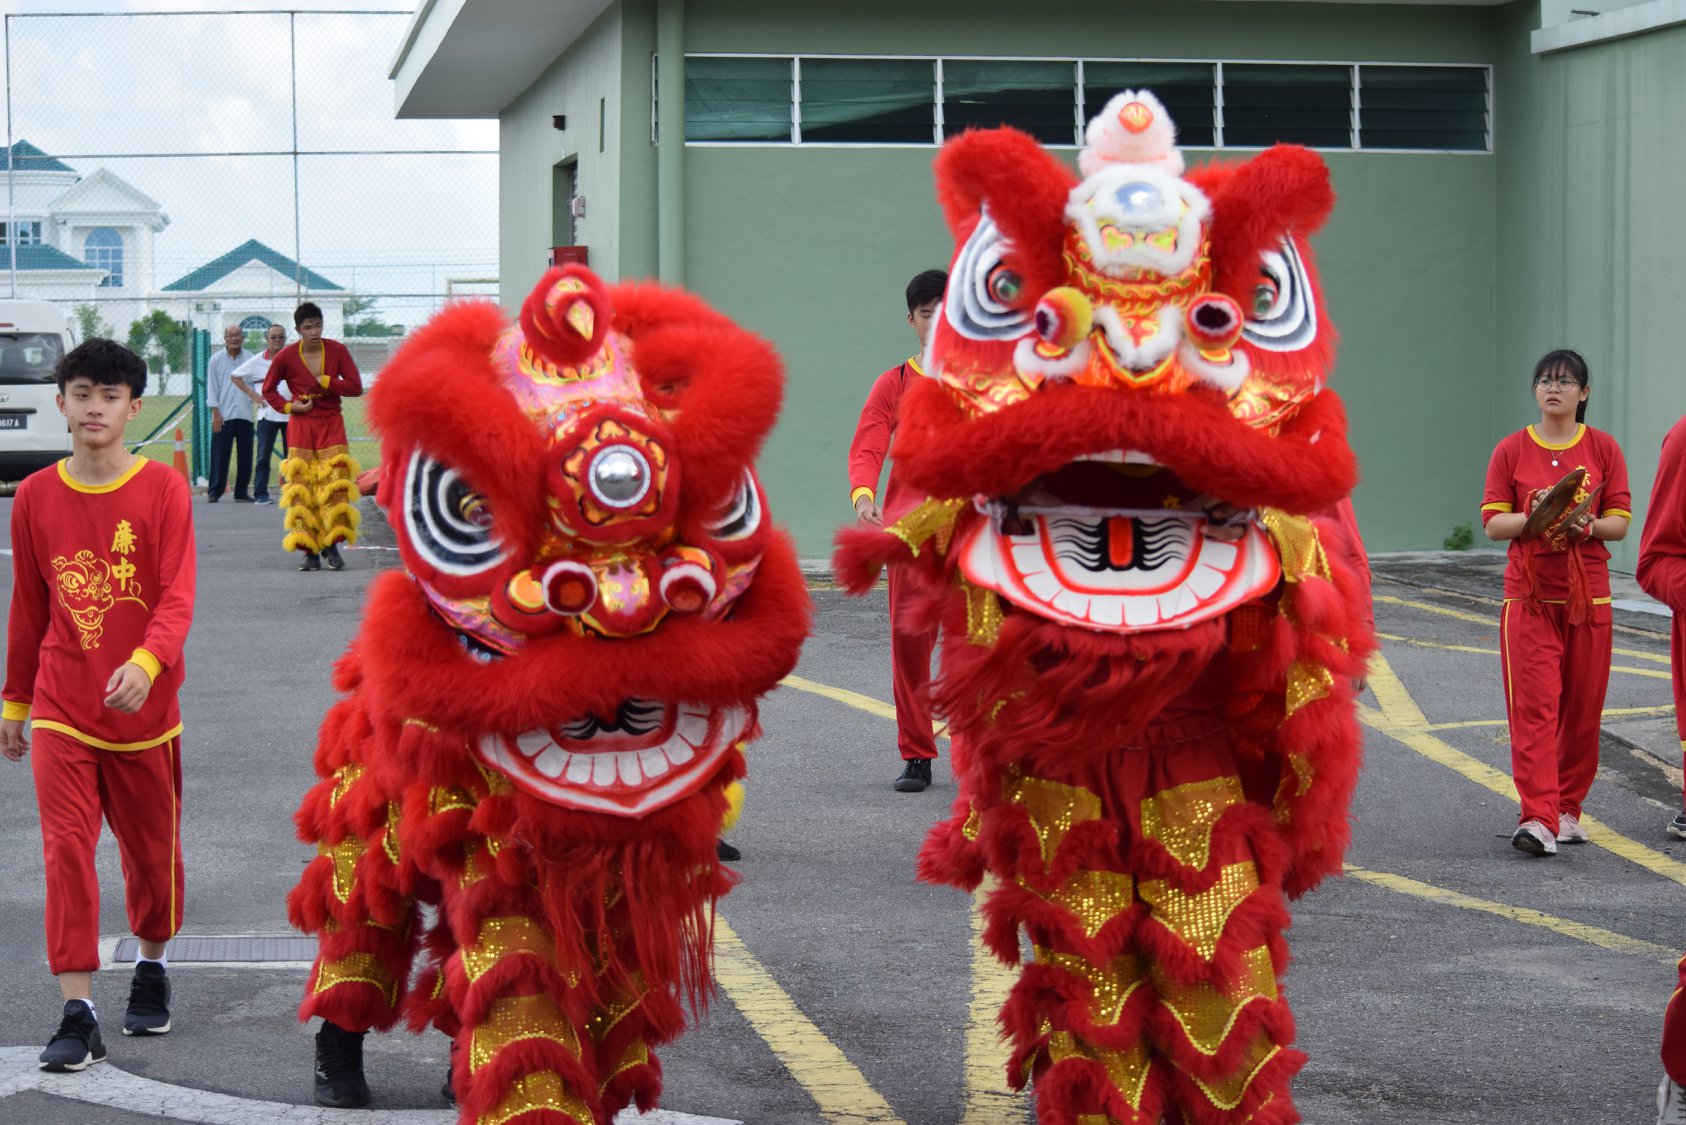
left=51, top=543, right=148, bottom=651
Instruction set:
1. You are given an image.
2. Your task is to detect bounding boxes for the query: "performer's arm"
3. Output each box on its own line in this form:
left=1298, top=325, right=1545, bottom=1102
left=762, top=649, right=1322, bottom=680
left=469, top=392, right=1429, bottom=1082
left=2, top=486, right=47, bottom=741
left=262, top=352, right=291, bottom=414
left=1586, top=434, right=1632, bottom=542
left=128, top=475, right=197, bottom=691
left=1481, top=439, right=1528, bottom=541
left=848, top=370, right=897, bottom=524
left=1640, top=421, right=1686, bottom=610
left=328, top=341, right=363, bottom=398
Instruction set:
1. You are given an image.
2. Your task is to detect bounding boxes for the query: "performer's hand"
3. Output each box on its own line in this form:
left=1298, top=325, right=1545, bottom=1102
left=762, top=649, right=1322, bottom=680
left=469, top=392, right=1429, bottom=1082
left=0, top=718, right=26, bottom=762
left=1200, top=501, right=1250, bottom=543
left=854, top=496, right=882, bottom=528
left=211, top=408, right=224, bottom=434
left=103, top=663, right=152, bottom=714
left=293, top=397, right=315, bottom=414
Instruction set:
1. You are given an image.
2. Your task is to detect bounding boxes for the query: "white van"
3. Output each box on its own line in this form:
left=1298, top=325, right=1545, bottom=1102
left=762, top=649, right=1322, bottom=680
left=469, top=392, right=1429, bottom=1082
left=0, top=300, right=73, bottom=481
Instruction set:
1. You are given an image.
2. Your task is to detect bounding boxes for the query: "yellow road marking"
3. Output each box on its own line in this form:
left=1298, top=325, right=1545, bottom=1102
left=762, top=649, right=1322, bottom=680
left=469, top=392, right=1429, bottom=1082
left=1365, top=655, right=1686, bottom=888
left=962, top=880, right=1028, bottom=1125
left=1424, top=704, right=1677, bottom=732
left=1376, top=631, right=1670, bottom=678
left=714, top=917, right=908, bottom=1125
left=1375, top=593, right=1670, bottom=658
left=780, top=674, right=949, bottom=740
left=1344, top=865, right=1676, bottom=962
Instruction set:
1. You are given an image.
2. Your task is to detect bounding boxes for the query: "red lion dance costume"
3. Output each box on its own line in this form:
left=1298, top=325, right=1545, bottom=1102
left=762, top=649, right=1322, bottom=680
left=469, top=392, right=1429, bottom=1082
left=288, top=267, right=808, bottom=1123
left=837, top=92, right=1372, bottom=1123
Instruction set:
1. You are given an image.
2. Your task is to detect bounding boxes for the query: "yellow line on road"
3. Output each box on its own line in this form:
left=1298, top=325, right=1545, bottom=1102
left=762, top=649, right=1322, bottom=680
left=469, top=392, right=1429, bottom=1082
left=962, top=880, right=1028, bottom=1125
left=1424, top=704, right=1676, bottom=732
left=780, top=674, right=949, bottom=740
left=1375, top=595, right=1669, bottom=664
left=1376, top=632, right=1669, bottom=678
left=714, top=917, right=908, bottom=1125
left=1344, top=865, right=1676, bottom=963
left=1364, top=655, right=1686, bottom=888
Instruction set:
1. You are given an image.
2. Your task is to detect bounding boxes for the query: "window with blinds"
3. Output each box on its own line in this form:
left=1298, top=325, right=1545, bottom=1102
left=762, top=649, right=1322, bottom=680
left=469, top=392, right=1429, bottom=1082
left=1083, top=62, right=1216, bottom=148
left=941, top=60, right=1077, bottom=145
left=1222, top=64, right=1353, bottom=148
left=1358, top=65, right=1488, bottom=151
left=800, top=58, right=935, bottom=144
left=685, top=56, right=792, bottom=142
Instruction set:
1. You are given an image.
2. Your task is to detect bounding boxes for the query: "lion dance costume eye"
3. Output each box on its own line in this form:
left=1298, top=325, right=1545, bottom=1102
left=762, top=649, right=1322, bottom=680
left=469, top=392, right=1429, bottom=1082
left=836, top=91, right=1373, bottom=1123
left=288, top=266, right=809, bottom=1123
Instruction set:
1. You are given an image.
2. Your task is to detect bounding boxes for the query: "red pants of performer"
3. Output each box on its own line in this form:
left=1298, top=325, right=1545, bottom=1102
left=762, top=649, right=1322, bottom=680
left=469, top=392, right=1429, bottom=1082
left=31, top=728, right=184, bottom=974
left=1672, top=613, right=1686, bottom=809
left=1665, top=955, right=1686, bottom=1083
left=1498, top=599, right=1612, bottom=826
left=888, top=562, right=938, bottom=760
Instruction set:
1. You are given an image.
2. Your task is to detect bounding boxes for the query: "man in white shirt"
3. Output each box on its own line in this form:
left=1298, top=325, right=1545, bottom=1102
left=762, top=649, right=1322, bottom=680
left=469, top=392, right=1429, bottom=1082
left=206, top=325, right=254, bottom=502
left=233, top=325, right=290, bottom=504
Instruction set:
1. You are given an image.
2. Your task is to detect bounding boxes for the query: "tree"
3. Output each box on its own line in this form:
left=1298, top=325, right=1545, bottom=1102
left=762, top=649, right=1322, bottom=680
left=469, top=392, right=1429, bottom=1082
left=71, top=303, right=115, bottom=342
left=342, top=296, right=400, bottom=337
left=126, top=310, right=188, bottom=376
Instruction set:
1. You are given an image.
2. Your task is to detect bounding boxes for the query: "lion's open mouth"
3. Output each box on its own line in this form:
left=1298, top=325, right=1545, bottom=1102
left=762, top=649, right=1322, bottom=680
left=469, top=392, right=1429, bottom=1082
left=474, top=699, right=751, bottom=817
left=959, top=458, right=1280, bottom=633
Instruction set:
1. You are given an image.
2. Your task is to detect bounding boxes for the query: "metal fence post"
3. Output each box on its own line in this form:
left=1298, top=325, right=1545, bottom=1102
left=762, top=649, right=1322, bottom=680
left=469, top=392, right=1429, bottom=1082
left=190, top=325, right=209, bottom=483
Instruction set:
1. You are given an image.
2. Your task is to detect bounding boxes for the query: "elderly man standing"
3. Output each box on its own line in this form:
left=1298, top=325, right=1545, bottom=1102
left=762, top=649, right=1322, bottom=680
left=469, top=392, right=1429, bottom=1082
left=205, top=324, right=254, bottom=503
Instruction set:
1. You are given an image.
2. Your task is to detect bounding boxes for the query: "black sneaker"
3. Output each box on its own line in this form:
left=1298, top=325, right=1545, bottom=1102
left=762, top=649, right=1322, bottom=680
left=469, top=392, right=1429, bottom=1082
left=441, top=1061, right=455, bottom=1104
left=894, top=758, right=933, bottom=793
left=1669, top=812, right=1686, bottom=841
left=299, top=552, right=322, bottom=572
left=716, top=839, right=741, bottom=862
left=39, top=1000, right=106, bottom=1072
left=123, top=960, right=172, bottom=1035
left=322, top=543, right=346, bottom=571
left=314, top=1020, right=371, bottom=1108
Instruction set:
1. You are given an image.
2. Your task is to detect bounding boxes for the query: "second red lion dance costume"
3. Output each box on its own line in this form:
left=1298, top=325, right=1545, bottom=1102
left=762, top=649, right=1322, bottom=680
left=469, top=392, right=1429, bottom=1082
left=288, top=268, right=808, bottom=1123
left=838, top=93, right=1371, bottom=1123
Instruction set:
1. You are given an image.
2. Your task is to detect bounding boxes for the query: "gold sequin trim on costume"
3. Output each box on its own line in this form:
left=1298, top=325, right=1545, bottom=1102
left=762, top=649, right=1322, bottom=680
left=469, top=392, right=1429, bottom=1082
left=1154, top=944, right=1277, bottom=1055
left=1038, top=948, right=1144, bottom=1026
left=477, top=1070, right=593, bottom=1125
left=321, top=837, right=363, bottom=904
left=462, top=916, right=554, bottom=982
left=1140, top=776, right=1245, bottom=871
left=1009, top=774, right=1103, bottom=869
left=1286, top=659, right=1335, bottom=717
left=887, top=498, right=968, bottom=557
left=598, top=1040, right=651, bottom=1095
left=382, top=802, right=402, bottom=866
left=961, top=804, right=983, bottom=842
left=1052, top=1032, right=1152, bottom=1113
left=329, top=764, right=365, bottom=809
left=1259, top=510, right=1330, bottom=585
left=477, top=764, right=515, bottom=795
left=312, top=951, right=398, bottom=1007
left=1138, top=862, right=1260, bottom=960
left=429, top=785, right=477, bottom=816
left=963, top=577, right=1004, bottom=646
left=1189, top=1038, right=1282, bottom=1111
left=588, top=973, right=647, bottom=1041
left=470, top=993, right=582, bottom=1072
left=1049, top=869, right=1134, bottom=939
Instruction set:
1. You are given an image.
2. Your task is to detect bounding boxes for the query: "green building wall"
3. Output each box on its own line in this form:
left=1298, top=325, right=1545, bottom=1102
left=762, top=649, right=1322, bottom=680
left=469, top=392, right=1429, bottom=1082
left=495, top=0, right=1685, bottom=565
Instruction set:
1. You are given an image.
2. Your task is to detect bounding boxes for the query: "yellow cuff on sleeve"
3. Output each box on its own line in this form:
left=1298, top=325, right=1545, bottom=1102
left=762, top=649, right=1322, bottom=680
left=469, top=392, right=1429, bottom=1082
left=850, top=486, right=875, bottom=508
left=128, top=648, right=163, bottom=683
left=1481, top=502, right=1513, bottom=513
left=2, top=700, right=30, bottom=722
left=1601, top=508, right=1631, bottom=520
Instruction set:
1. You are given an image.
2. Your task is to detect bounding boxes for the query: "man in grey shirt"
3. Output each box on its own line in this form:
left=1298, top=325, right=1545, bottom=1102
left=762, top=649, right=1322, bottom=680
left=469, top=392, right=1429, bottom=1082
left=206, top=324, right=254, bottom=503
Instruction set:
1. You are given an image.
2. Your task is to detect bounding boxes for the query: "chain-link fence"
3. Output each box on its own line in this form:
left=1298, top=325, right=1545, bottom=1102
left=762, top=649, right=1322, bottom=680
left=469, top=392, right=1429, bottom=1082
left=3, top=9, right=498, bottom=479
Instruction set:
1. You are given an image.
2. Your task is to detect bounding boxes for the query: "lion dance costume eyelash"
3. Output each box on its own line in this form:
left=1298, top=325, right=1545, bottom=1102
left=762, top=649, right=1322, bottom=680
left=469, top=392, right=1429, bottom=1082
left=288, top=266, right=809, bottom=1124
left=836, top=90, right=1374, bottom=1124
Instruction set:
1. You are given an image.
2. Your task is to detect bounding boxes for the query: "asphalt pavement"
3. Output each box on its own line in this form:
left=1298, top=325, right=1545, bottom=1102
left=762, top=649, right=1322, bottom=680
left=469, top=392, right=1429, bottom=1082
left=0, top=492, right=1681, bottom=1125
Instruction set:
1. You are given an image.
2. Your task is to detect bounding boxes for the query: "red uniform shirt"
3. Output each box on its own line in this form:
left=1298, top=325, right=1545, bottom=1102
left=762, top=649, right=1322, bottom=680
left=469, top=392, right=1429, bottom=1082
left=3, top=458, right=196, bottom=749
left=262, top=339, right=361, bottom=417
left=848, top=357, right=923, bottom=524
left=1481, top=424, right=1632, bottom=600
left=1637, top=415, right=1686, bottom=739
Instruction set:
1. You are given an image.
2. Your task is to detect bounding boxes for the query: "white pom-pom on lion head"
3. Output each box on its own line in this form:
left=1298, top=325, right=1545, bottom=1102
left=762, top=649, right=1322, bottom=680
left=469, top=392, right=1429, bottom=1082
left=1080, top=89, right=1184, bottom=178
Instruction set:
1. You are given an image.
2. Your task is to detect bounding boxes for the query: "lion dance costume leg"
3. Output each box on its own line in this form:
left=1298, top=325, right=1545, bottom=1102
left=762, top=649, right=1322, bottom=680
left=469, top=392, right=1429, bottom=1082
left=837, top=93, right=1372, bottom=1123
left=288, top=267, right=809, bottom=1123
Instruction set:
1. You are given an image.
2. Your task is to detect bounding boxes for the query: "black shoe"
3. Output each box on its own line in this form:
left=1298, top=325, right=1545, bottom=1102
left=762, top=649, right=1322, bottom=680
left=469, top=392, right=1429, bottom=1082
left=39, top=1000, right=106, bottom=1071
left=235, top=496, right=255, bottom=504
left=322, top=544, right=345, bottom=571
left=716, top=839, right=741, bottom=862
left=314, top=1020, right=371, bottom=1108
left=206, top=496, right=220, bottom=503
left=894, top=758, right=933, bottom=793
left=441, top=1061, right=455, bottom=1104
left=123, top=960, right=172, bottom=1035
left=1670, top=812, right=1686, bottom=841
left=299, top=552, right=321, bottom=572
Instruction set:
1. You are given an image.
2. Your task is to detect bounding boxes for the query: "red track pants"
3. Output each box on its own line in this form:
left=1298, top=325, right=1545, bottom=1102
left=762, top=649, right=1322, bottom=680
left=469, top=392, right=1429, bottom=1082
left=1666, top=955, right=1686, bottom=1084
left=888, top=562, right=938, bottom=761
left=31, top=728, right=184, bottom=974
left=1498, top=599, right=1612, bottom=826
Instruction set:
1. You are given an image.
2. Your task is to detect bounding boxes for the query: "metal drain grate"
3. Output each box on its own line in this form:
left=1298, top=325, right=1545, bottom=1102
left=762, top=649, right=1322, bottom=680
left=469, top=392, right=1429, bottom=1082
left=112, top=934, right=317, bottom=963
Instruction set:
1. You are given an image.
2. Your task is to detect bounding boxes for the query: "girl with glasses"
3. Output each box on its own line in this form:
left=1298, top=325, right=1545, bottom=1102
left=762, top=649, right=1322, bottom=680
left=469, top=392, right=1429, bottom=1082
left=1480, top=348, right=1631, bottom=856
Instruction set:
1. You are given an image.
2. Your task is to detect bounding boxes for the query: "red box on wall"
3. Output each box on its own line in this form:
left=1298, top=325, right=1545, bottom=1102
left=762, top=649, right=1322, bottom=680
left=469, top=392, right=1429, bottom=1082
left=551, top=246, right=589, bottom=267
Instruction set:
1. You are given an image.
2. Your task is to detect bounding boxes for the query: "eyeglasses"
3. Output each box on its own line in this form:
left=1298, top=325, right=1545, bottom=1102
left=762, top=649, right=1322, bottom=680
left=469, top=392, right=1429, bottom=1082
left=1534, top=376, right=1583, bottom=390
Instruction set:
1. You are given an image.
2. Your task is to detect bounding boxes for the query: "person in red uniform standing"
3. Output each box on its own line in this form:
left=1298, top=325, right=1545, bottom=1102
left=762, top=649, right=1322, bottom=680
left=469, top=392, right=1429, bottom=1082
left=2, top=338, right=195, bottom=1071
left=261, top=301, right=363, bottom=572
left=849, top=269, right=947, bottom=792
left=1643, top=415, right=1686, bottom=1121
left=1481, top=349, right=1630, bottom=856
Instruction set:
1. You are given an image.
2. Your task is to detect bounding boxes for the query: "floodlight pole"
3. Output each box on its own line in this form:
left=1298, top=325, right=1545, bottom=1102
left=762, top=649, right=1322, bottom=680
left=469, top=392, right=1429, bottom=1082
left=5, top=15, right=16, bottom=298
left=290, top=9, right=303, bottom=301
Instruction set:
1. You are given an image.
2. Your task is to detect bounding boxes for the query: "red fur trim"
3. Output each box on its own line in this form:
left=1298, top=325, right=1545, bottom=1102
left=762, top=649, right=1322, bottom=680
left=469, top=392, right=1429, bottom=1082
left=458, top=1036, right=600, bottom=1124
left=894, top=378, right=1356, bottom=517
left=1162, top=1044, right=1306, bottom=1125
left=1191, top=146, right=1334, bottom=301
left=520, top=267, right=612, bottom=367
left=935, top=128, right=1078, bottom=303
left=1031, top=1056, right=1166, bottom=1125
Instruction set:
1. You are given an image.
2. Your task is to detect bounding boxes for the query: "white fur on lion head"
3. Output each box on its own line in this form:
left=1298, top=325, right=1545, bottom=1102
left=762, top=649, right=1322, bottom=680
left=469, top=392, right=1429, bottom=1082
left=1080, top=89, right=1184, bottom=178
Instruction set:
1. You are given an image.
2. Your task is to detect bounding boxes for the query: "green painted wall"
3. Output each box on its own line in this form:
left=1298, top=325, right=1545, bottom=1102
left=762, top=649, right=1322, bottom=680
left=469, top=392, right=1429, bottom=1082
left=1492, top=0, right=1686, bottom=572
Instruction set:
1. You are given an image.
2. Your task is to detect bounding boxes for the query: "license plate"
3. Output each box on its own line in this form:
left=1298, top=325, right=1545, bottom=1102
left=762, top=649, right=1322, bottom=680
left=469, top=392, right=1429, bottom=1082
left=0, top=414, right=26, bottom=430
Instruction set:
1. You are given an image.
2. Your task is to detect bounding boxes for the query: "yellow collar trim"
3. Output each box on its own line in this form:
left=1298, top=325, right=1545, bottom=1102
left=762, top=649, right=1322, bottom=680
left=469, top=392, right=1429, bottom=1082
left=1527, top=423, right=1585, bottom=451
left=58, top=456, right=149, bottom=494
left=907, top=355, right=925, bottom=377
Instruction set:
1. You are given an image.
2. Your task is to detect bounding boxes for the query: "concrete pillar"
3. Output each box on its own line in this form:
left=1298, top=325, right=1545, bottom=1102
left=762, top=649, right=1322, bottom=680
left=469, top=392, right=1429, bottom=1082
left=655, top=0, right=684, bottom=285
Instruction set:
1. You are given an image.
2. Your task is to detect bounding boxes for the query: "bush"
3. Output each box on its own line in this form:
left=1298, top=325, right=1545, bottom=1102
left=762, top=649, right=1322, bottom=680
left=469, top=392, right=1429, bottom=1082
left=1443, top=522, right=1474, bottom=551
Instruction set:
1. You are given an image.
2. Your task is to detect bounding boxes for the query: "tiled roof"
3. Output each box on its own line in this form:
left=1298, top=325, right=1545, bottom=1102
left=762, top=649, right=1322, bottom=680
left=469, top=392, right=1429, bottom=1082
left=161, top=239, right=343, bottom=292
left=3, top=140, right=74, bottom=173
left=4, top=243, right=102, bottom=272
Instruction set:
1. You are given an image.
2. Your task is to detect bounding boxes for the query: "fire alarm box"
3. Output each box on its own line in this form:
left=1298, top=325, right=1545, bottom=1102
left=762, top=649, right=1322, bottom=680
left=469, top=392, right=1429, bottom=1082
left=551, top=246, right=589, bottom=267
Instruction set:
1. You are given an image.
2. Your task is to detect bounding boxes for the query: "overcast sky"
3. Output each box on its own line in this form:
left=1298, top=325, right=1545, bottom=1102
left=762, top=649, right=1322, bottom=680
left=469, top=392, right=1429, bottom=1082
left=3, top=1, right=498, bottom=322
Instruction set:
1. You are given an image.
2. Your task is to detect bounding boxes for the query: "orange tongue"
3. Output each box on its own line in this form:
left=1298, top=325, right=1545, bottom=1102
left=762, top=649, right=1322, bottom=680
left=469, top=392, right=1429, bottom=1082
left=1107, top=518, right=1134, bottom=568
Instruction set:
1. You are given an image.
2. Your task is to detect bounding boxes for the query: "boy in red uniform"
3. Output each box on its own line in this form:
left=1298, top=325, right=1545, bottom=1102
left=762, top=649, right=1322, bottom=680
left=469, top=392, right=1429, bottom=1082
left=1481, top=349, right=1630, bottom=856
left=849, top=269, right=946, bottom=792
left=2, top=338, right=195, bottom=1071
left=261, top=301, right=363, bottom=572
left=1639, top=414, right=1686, bottom=1123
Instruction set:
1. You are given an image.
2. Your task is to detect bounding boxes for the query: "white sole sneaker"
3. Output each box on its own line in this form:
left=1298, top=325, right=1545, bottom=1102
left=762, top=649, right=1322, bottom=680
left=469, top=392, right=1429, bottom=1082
left=1557, top=813, right=1589, bottom=844
left=1512, top=821, right=1558, bottom=856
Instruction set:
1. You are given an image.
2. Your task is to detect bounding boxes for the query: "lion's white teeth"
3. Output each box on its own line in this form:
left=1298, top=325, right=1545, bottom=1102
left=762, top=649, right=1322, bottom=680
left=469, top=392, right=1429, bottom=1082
left=591, top=754, right=616, bottom=786
left=676, top=712, right=709, bottom=745
left=534, top=747, right=568, bottom=779
left=666, top=740, right=695, bottom=766
left=640, top=746, right=671, bottom=778
left=616, top=750, right=643, bottom=784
